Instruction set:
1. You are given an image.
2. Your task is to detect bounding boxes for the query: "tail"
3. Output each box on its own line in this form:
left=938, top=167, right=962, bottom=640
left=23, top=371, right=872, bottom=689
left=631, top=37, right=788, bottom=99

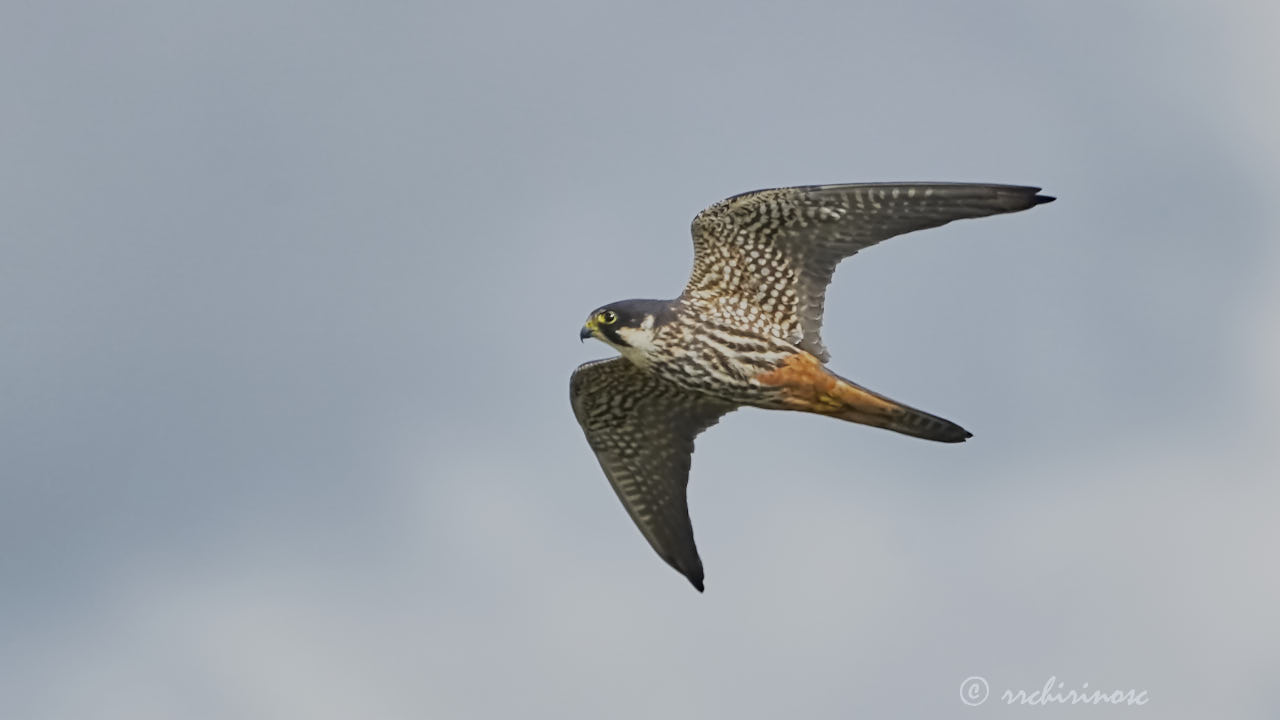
left=827, top=375, right=972, bottom=443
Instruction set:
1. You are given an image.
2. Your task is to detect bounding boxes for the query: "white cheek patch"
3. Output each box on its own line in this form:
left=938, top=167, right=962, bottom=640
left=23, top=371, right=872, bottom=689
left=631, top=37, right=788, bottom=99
left=616, top=326, right=656, bottom=351
left=615, top=324, right=658, bottom=368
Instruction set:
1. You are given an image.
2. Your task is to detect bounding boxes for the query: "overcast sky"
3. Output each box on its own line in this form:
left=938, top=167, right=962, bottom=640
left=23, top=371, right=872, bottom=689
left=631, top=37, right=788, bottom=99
left=2, top=2, right=1278, bottom=718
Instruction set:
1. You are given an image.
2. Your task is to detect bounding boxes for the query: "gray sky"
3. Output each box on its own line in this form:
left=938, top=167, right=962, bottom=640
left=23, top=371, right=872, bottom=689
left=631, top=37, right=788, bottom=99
left=3, top=1, right=1278, bottom=718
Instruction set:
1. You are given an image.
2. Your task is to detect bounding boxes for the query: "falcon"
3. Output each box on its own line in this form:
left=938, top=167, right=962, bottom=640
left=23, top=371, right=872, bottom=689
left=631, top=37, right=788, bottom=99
left=571, top=182, right=1054, bottom=591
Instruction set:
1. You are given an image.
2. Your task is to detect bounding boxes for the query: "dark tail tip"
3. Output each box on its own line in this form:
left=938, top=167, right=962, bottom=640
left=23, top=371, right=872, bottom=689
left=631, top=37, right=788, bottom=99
left=915, top=418, right=972, bottom=443
left=922, top=427, right=972, bottom=443
left=1033, top=193, right=1056, bottom=205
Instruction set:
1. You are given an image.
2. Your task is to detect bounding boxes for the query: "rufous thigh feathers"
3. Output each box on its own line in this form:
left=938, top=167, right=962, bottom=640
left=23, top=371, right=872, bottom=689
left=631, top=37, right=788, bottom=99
left=756, top=353, right=971, bottom=443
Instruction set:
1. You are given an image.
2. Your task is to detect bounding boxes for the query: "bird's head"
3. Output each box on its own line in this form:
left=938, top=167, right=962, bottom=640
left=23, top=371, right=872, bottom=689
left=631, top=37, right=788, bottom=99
left=579, top=299, right=675, bottom=364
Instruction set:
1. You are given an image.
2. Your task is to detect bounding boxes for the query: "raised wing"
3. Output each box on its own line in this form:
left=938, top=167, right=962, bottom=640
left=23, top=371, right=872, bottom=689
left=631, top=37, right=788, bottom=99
left=683, top=183, right=1054, bottom=361
left=570, top=357, right=737, bottom=591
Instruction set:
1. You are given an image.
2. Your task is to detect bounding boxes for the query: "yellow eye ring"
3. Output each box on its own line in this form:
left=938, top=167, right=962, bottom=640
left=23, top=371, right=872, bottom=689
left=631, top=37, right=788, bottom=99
left=598, top=310, right=618, bottom=325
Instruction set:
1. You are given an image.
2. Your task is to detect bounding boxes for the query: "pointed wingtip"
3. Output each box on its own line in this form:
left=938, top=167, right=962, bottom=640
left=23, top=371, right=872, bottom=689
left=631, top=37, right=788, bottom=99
left=1033, top=193, right=1056, bottom=205
left=689, top=575, right=705, bottom=593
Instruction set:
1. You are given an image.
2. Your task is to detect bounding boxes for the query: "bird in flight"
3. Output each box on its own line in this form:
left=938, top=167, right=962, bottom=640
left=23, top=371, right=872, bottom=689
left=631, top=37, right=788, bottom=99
left=571, top=182, right=1054, bottom=591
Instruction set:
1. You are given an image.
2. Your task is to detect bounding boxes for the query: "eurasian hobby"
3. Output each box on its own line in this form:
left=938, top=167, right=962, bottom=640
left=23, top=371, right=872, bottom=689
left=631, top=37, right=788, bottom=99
left=571, top=182, right=1054, bottom=591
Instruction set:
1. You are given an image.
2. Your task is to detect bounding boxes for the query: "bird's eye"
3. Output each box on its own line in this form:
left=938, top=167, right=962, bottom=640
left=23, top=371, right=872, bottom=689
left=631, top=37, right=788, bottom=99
left=598, top=310, right=618, bottom=325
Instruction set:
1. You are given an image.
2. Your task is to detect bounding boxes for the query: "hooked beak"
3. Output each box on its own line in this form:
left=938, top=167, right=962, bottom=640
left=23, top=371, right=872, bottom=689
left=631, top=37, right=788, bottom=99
left=579, top=323, right=595, bottom=342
